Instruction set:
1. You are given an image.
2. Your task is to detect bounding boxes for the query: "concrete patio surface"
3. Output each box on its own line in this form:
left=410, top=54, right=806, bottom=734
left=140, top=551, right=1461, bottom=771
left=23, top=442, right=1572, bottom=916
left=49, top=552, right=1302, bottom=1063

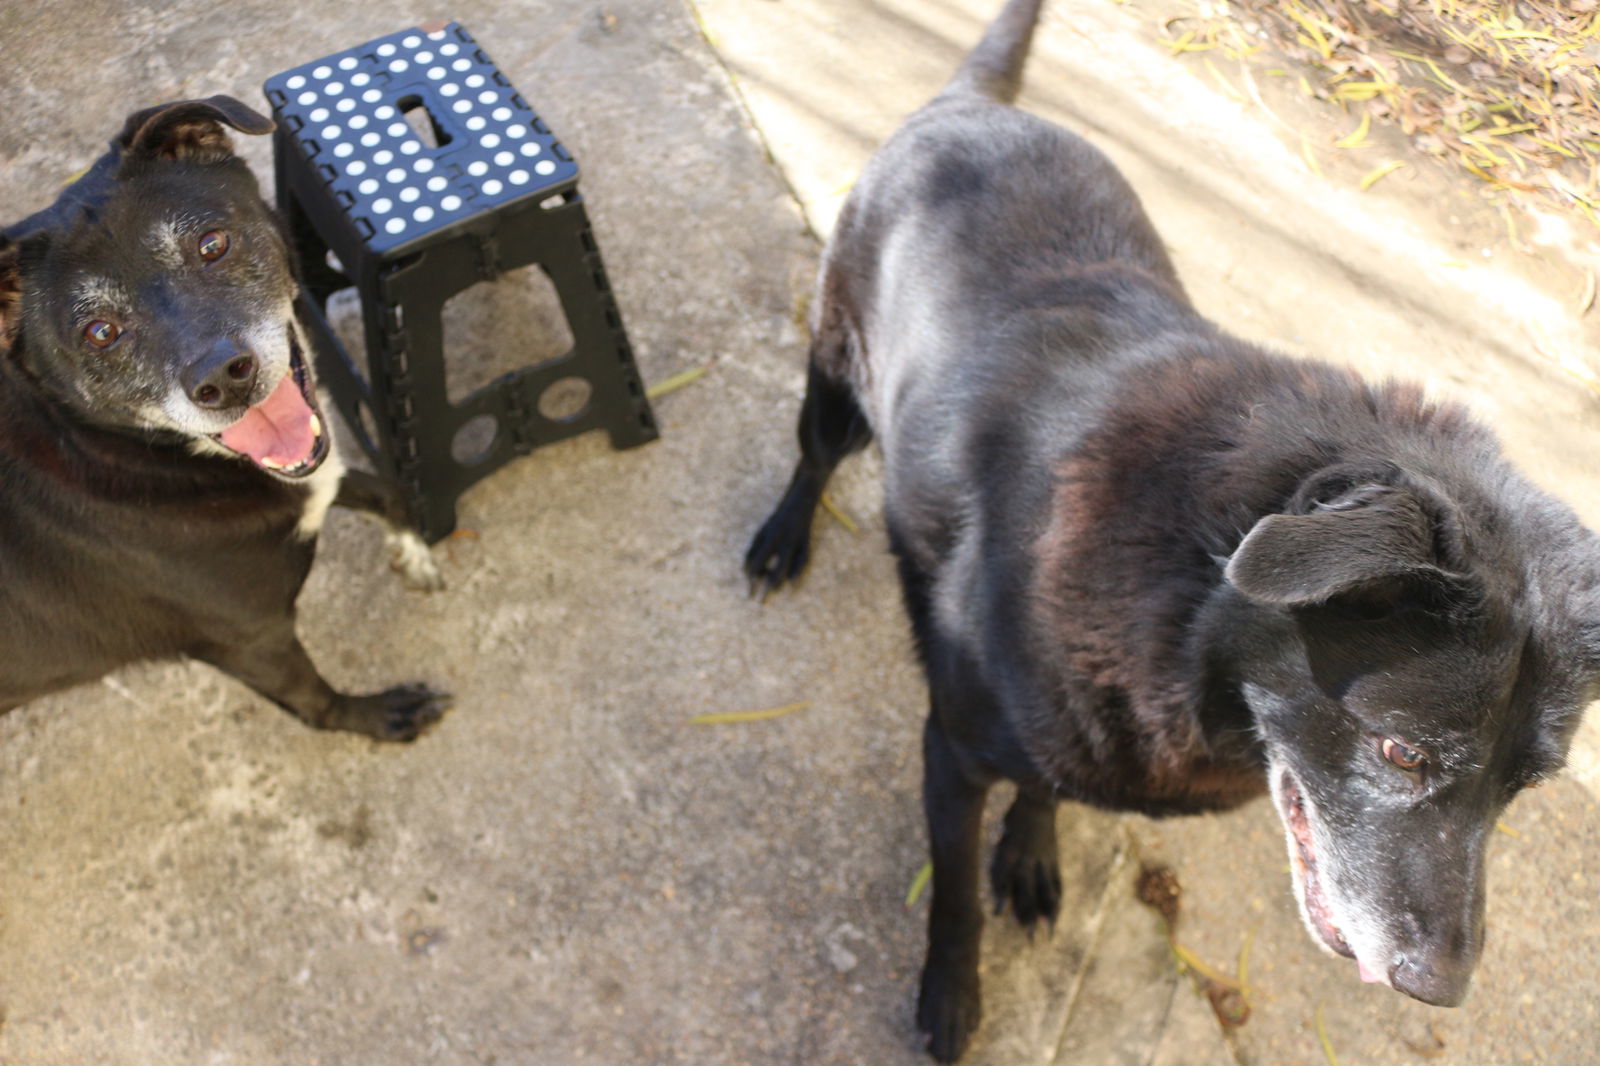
left=1, top=0, right=1596, bottom=1063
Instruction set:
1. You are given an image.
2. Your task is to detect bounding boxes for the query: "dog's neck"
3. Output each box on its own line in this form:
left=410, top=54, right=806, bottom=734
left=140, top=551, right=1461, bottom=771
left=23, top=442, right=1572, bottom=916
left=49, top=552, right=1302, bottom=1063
left=1022, top=342, right=1489, bottom=810
left=0, top=342, right=309, bottom=514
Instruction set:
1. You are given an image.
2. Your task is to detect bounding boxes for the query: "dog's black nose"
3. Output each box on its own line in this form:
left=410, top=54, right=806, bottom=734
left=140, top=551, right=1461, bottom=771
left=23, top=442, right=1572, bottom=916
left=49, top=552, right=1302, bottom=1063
left=1390, top=951, right=1473, bottom=1007
left=184, top=344, right=258, bottom=410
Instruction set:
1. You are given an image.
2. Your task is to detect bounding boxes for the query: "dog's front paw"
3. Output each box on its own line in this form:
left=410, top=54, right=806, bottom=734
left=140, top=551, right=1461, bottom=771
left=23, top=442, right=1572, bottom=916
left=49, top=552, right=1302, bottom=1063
left=744, top=492, right=817, bottom=596
left=918, top=953, right=982, bottom=1063
left=385, top=530, right=445, bottom=591
left=329, top=684, right=450, bottom=741
left=990, top=818, right=1063, bottom=932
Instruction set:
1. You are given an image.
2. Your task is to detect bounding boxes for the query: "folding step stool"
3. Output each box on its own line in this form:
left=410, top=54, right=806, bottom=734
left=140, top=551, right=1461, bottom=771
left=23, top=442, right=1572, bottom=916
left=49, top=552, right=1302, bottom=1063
left=264, top=22, right=658, bottom=543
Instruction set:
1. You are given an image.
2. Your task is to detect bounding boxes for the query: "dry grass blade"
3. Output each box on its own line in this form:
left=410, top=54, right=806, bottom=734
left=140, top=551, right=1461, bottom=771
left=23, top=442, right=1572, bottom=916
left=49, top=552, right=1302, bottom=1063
left=1167, top=938, right=1252, bottom=1027
left=1359, top=160, right=1408, bottom=189
left=1169, top=939, right=1243, bottom=990
left=1237, top=927, right=1256, bottom=1005
left=1165, top=27, right=1205, bottom=54
left=1494, top=820, right=1523, bottom=838
left=1336, top=110, right=1372, bottom=148
left=905, top=861, right=933, bottom=907
left=689, top=700, right=810, bottom=725
left=1301, top=135, right=1325, bottom=176
left=1316, top=1003, right=1340, bottom=1066
left=646, top=365, right=710, bottom=400
left=1283, top=1, right=1335, bottom=60
left=820, top=490, right=861, bottom=533
left=1205, top=57, right=1248, bottom=101
left=1330, top=79, right=1397, bottom=102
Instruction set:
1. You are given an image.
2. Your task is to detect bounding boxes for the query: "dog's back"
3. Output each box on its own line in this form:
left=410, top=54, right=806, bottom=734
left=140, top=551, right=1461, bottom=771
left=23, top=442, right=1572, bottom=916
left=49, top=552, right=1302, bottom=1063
left=815, top=0, right=1197, bottom=575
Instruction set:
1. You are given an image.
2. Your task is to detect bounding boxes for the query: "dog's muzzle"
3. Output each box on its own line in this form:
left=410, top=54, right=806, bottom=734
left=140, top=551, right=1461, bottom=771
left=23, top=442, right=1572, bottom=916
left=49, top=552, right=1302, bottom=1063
left=210, top=332, right=329, bottom=478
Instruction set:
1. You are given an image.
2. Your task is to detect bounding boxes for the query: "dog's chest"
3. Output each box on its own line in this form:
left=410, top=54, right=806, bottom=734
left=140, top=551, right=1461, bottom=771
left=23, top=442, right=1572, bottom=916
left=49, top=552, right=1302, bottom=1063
left=294, top=448, right=346, bottom=540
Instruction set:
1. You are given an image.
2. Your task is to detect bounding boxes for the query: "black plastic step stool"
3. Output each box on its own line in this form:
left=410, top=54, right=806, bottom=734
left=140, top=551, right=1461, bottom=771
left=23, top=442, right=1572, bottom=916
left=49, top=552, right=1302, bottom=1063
left=264, top=22, right=657, bottom=543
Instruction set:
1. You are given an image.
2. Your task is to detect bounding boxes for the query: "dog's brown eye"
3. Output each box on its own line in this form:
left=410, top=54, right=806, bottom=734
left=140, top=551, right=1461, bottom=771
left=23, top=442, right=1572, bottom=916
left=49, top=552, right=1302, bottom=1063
left=198, top=230, right=230, bottom=262
left=1381, top=738, right=1426, bottom=772
left=84, top=320, right=120, bottom=348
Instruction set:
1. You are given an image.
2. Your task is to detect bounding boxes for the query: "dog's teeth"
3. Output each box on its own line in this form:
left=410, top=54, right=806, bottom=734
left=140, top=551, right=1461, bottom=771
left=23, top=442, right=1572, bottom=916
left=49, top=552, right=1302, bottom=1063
left=309, top=413, right=322, bottom=437
left=260, top=457, right=284, bottom=470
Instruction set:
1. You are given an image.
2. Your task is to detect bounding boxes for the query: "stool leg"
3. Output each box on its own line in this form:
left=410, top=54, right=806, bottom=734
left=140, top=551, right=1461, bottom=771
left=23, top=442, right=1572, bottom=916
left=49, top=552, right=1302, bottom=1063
left=536, top=199, right=656, bottom=451
left=358, top=276, right=456, bottom=543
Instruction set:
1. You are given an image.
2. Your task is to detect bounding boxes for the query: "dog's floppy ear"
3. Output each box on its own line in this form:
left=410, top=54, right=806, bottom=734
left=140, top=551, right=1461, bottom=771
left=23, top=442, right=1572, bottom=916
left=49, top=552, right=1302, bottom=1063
left=118, top=95, right=275, bottom=165
left=1226, top=472, right=1464, bottom=608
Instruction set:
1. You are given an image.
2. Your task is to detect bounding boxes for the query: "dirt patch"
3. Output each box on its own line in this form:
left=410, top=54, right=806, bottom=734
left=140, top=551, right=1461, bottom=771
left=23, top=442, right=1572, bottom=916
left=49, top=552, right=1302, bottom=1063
left=1149, top=0, right=1600, bottom=269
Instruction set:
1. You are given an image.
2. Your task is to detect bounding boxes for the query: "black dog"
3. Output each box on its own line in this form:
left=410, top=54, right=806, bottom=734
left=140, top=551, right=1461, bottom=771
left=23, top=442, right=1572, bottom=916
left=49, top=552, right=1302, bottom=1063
left=746, top=1, right=1600, bottom=1060
left=0, top=96, right=447, bottom=740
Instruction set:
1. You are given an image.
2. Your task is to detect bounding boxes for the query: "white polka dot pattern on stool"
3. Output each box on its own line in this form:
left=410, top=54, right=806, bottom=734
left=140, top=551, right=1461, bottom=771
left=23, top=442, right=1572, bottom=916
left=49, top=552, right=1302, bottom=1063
left=265, top=20, right=579, bottom=252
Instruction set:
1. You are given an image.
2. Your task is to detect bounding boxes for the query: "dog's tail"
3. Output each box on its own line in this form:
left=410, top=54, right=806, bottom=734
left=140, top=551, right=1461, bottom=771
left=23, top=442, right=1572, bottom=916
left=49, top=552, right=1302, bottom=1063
left=939, top=0, right=1047, bottom=104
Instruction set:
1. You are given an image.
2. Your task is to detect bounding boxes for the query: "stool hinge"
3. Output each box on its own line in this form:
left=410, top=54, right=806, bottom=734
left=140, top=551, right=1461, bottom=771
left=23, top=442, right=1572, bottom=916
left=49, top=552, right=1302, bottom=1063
left=506, top=377, right=535, bottom=454
left=474, top=233, right=500, bottom=282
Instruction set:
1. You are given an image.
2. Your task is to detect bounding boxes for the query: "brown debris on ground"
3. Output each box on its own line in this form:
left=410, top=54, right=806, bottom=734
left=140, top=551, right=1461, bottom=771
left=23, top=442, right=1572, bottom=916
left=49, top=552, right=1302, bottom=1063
left=1134, top=863, right=1254, bottom=1030
left=1156, top=0, right=1600, bottom=232
left=1135, top=862, right=1184, bottom=928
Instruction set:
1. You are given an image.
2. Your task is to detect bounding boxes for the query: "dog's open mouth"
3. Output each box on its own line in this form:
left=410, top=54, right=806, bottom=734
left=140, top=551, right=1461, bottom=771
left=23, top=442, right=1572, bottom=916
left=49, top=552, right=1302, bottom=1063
left=1276, top=772, right=1355, bottom=960
left=212, top=338, right=328, bottom=478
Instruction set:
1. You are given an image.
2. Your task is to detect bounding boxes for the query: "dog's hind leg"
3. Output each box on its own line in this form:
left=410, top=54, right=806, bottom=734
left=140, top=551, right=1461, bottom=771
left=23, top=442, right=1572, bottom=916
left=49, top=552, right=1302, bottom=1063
left=918, top=709, right=994, bottom=1063
left=193, top=625, right=449, bottom=741
left=744, top=359, right=871, bottom=595
left=334, top=469, right=445, bottom=591
left=990, top=788, right=1062, bottom=932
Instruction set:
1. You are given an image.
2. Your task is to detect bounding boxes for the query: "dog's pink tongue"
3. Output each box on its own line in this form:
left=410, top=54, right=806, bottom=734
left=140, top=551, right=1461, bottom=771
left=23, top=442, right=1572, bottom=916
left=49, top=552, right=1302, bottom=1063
left=218, top=374, right=315, bottom=467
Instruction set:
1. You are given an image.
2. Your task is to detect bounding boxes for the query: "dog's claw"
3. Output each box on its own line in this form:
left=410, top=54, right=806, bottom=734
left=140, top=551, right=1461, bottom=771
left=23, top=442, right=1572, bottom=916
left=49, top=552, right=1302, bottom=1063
left=381, top=683, right=450, bottom=740
left=742, top=480, right=821, bottom=597
left=327, top=683, right=451, bottom=741
left=744, top=531, right=805, bottom=596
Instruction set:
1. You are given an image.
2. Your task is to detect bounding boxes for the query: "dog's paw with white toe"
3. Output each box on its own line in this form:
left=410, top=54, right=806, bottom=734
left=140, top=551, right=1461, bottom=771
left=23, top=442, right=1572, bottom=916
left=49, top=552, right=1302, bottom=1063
left=385, top=529, right=444, bottom=591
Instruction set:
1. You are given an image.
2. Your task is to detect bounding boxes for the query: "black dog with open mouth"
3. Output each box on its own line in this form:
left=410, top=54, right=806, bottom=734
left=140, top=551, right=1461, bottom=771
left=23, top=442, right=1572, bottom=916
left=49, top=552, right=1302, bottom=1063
left=0, top=95, right=446, bottom=741
left=746, top=1, right=1600, bottom=1060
